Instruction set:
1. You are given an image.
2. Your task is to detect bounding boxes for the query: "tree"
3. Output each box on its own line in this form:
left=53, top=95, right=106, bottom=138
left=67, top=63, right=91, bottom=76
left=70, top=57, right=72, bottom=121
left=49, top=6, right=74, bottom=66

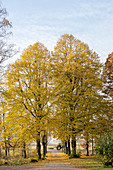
left=81, top=94, right=112, bottom=156
left=5, top=42, right=51, bottom=159
left=0, top=2, right=14, bottom=65
left=0, top=3, right=15, bottom=156
left=95, top=133, right=113, bottom=167
left=2, top=102, right=34, bottom=158
left=51, top=34, right=107, bottom=157
left=102, top=52, right=113, bottom=132
left=103, top=52, right=113, bottom=98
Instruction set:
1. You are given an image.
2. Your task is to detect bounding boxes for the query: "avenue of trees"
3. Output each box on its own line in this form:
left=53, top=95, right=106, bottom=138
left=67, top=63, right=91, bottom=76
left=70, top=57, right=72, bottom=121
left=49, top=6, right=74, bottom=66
left=0, top=34, right=112, bottom=159
left=0, top=3, right=113, bottom=160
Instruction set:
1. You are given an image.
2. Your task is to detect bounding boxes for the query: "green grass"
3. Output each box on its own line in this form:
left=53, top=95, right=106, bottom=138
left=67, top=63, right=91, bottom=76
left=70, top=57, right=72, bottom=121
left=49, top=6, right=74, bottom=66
left=70, top=156, right=113, bottom=170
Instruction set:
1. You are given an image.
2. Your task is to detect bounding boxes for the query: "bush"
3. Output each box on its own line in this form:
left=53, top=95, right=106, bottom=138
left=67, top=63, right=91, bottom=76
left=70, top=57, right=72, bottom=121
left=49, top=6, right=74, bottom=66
left=95, top=133, right=113, bottom=167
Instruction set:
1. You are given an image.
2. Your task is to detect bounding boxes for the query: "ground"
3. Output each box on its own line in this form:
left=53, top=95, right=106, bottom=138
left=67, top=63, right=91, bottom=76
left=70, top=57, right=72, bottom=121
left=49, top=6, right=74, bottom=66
left=0, top=150, right=87, bottom=170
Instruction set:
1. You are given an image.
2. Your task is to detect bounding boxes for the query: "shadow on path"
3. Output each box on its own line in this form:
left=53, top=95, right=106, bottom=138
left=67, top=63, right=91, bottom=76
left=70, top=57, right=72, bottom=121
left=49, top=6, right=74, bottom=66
left=0, top=150, right=87, bottom=170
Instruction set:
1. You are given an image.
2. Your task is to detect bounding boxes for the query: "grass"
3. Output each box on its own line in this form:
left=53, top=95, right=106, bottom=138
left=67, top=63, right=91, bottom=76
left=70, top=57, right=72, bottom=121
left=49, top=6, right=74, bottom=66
left=70, top=156, right=113, bottom=170
left=0, top=158, right=31, bottom=166
left=0, top=151, right=113, bottom=169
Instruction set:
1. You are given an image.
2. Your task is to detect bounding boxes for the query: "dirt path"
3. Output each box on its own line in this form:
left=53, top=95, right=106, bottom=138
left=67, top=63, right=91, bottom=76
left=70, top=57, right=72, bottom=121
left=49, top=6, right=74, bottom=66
left=0, top=150, right=88, bottom=170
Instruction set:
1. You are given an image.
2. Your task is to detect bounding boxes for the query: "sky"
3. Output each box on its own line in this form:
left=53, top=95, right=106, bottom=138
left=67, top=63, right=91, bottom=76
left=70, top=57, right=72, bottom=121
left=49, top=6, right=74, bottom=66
left=2, top=0, right=113, bottom=64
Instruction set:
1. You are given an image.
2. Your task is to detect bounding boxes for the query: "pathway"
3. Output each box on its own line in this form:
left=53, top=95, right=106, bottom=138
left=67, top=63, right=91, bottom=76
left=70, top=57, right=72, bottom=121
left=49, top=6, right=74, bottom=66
left=0, top=150, right=88, bottom=170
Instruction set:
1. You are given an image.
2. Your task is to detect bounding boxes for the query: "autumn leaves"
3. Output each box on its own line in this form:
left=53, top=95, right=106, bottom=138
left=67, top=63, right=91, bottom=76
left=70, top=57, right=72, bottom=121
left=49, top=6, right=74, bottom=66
left=1, top=34, right=113, bottom=159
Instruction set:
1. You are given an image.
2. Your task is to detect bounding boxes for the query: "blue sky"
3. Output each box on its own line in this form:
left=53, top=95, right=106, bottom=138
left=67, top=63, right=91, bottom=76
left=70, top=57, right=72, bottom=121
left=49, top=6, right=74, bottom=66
left=2, top=0, right=113, bottom=63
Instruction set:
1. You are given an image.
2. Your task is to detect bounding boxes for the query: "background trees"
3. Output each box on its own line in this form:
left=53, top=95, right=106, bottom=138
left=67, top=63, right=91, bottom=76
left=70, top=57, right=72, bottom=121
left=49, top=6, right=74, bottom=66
left=103, top=52, right=113, bottom=98
left=0, top=2, right=15, bottom=158
left=0, top=3, right=13, bottom=65
left=0, top=2, right=15, bottom=94
left=103, top=52, right=113, bottom=132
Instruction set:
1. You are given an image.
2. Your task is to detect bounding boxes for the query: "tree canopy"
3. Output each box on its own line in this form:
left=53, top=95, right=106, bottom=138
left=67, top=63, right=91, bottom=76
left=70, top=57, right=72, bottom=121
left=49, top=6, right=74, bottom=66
left=0, top=34, right=112, bottom=159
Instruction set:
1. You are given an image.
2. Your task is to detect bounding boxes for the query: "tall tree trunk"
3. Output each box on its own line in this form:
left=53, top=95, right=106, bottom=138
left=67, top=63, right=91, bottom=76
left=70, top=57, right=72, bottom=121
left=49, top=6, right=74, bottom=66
left=64, top=141, right=68, bottom=154
left=72, top=135, right=76, bottom=157
left=5, top=141, right=8, bottom=158
left=45, top=135, right=47, bottom=154
left=36, top=132, right=41, bottom=159
left=86, top=140, right=89, bottom=156
left=68, top=138, right=71, bottom=155
left=8, top=147, right=10, bottom=157
left=42, top=134, right=47, bottom=158
left=23, top=142, right=27, bottom=158
left=0, top=145, right=1, bottom=157
left=92, top=137, right=94, bottom=155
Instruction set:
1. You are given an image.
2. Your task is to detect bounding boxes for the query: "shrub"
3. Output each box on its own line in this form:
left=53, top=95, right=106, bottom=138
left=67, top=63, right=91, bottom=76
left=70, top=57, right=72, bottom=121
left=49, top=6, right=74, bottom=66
left=95, top=133, right=113, bottom=167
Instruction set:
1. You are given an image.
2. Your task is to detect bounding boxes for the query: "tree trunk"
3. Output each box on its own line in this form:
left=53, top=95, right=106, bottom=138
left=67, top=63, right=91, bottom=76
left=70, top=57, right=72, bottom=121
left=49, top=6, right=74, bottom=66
left=5, top=147, right=8, bottom=158
left=86, top=141, right=89, bottom=156
left=64, top=141, right=68, bottom=154
left=36, top=133, right=41, bottom=159
left=68, top=138, right=71, bottom=155
left=8, top=147, right=10, bottom=157
left=62, top=141, right=65, bottom=152
left=23, top=142, right=27, bottom=158
left=72, top=135, right=76, bottom=157
left=42, top=135, right=47, bottom=158
left=5, top=142, right=8, bottom=158
left=0, top=145, right=1, bottom=157
left=45, top=135, right=47, bottom=154
left=92, top=137, right=94, bottom=155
